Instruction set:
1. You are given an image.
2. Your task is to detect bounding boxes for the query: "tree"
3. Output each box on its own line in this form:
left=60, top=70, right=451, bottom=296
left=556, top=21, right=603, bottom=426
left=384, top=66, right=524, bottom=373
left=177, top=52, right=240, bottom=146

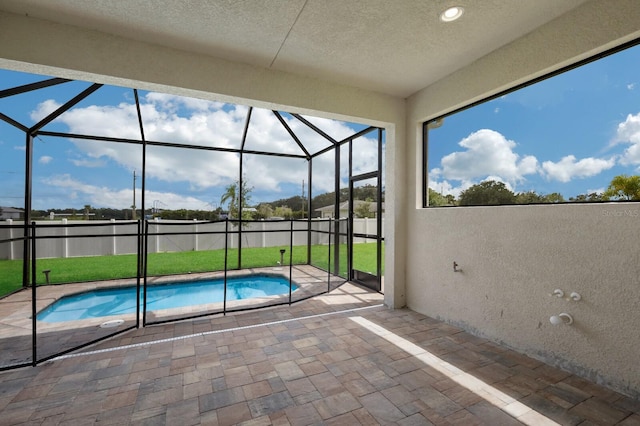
left=604, top=175, right=640, bottom=200
left=274, top=205, right=293, bottom=219
left=354, top=200, right=375, bottom=218
left=569, top=192, right=605, bottom=202
left=220, top=177, right=253, bottom=220
left=458, top=180, right=516, bottom=206
left=445, top=194, right=456, bottom=205
left=516, top=191, right=544, bottom=204
left=515, top=191, right=565, bottom=204
left=269, top=195, right=305, bottom=212
left=352, top=184, right=379, bottom=202
left=209, top=208, right=221, bottom=221
left=255, top=203, right=274, bottom=220
left=220, top=183, right=237, bottom=216
left=428, top=188, right=451, bottom=206
left=311, top=186, right=385, bottom=212
left=543, top=192, right=565, bottom=203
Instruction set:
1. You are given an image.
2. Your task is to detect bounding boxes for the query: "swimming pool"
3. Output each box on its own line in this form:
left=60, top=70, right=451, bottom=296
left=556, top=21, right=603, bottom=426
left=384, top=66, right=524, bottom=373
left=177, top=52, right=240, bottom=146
left=37, top=274, right=297, bottom=323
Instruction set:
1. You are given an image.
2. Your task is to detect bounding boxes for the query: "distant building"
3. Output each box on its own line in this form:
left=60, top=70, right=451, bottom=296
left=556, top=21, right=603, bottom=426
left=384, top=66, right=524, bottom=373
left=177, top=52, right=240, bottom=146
left=315, top=200, right=384, bottom=219
left=0, top=207, right=24, bottom=220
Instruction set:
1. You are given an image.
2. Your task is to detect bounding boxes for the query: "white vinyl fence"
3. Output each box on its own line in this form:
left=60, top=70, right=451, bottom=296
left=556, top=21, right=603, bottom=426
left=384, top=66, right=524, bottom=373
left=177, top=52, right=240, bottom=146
left=0, top=218, right=384, bottom=260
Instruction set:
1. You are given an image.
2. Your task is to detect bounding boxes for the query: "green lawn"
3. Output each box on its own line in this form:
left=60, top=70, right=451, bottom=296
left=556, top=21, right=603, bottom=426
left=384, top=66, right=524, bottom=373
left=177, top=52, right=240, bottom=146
left=0, top=243, right=384, bottom=297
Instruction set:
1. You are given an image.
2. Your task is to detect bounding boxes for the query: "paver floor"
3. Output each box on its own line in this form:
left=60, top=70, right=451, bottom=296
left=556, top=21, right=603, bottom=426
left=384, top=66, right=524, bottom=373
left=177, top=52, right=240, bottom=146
left=1, top=282, right=638, bottom=425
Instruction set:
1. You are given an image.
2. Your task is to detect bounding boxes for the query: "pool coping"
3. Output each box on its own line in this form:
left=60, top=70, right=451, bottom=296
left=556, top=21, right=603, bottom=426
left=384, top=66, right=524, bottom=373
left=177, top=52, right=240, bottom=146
left=37, top=270, right=302, bottom=322
left=0, top=265, right=343, bottom=337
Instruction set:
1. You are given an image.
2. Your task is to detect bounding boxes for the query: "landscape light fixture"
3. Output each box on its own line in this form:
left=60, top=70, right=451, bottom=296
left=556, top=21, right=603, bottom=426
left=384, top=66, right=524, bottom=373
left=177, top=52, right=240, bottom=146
left=440, top=6, right=464, bottom=22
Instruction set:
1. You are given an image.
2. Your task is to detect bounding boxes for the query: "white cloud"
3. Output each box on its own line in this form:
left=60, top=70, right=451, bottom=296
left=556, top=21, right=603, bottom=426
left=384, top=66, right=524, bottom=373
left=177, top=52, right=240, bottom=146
left=541, top=155, right=615, bottom=182
left=428, top=179, right=472, bottom=199
left=428, top=176, right=513, bottom=199
left=30, top=99, right=61, bottom=122
left=430, top=127, right=618, bottom=193
left=145, top=92, right=225, bottom=111
left=628, top=83, right=636, bottom=91
left=14, top=145, right=26, bottom=151
left=30, top=94, right=377, bottom=196
left=435, top=129, right=538, bottom=185
left=39, top=156, right=53, bottom=164
left=615, top=112, right=640, bottom=165
left=70, top=158, right=106, bottom=168
left=586, top=187, right=605, bottom=195
left=484, top=175, right=514, bottom=191
left=41, top=174, right=206, bottom=210
left=615, top=112, right=640, bottom=144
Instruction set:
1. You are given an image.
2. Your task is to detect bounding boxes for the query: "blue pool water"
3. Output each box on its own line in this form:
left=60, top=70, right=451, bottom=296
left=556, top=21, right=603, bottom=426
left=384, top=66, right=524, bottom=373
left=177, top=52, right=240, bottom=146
left=37, top=275, right=297, bottom=323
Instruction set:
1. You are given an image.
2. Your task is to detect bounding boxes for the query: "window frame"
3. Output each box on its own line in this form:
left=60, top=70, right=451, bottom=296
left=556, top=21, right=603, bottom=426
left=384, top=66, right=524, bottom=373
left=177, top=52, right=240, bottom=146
left=422, top=37, right=640, bottom=208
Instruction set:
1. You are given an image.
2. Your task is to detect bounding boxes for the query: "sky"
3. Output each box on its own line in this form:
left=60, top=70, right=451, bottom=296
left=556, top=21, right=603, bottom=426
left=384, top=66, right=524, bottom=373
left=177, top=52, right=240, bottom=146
left=0, top=72, right=381, bottom=212
left=428, top=42, right=640, bottom=200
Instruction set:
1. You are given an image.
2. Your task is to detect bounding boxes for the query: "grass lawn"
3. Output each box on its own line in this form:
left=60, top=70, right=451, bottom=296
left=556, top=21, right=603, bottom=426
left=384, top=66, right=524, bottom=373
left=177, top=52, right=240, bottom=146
left=0, top=243, right=384, bottom=297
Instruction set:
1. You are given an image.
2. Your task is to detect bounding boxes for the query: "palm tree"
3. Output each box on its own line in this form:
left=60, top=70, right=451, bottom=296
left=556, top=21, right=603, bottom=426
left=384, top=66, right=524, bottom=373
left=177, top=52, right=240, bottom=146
left=220, top=183, right=237, bottom=218
left=220, top=178, right=254, bottom=222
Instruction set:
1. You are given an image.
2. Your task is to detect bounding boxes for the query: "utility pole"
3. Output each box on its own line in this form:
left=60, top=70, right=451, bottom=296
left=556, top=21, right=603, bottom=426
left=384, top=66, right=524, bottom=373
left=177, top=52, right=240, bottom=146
left=132, top=170, right=137, bottom=220
left=301, top=179, right=305, bottom=218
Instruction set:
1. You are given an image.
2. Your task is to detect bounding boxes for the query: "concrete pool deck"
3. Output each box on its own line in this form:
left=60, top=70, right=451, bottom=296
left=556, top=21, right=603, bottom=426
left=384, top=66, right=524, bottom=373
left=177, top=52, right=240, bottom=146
left=0, top=265, right=344, bottom=367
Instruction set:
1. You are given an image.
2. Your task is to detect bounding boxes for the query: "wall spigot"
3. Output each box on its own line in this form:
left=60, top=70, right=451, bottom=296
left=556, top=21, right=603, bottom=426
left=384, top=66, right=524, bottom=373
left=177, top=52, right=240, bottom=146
left=549, top=313, right=573, bottom=326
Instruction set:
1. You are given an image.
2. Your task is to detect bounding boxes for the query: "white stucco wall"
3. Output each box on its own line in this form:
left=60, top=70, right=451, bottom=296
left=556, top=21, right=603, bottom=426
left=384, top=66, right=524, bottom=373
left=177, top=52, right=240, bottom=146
left=405, top=0, right=640, bottom=398
left=407, top=204, right=640, bottom=398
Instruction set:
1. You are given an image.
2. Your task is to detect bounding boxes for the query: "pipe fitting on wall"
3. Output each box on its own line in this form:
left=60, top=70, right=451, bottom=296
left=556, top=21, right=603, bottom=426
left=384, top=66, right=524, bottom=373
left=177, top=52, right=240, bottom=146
left=549, top=313, right=573, bottom=326
left=551, top=289, right=582, bottom=302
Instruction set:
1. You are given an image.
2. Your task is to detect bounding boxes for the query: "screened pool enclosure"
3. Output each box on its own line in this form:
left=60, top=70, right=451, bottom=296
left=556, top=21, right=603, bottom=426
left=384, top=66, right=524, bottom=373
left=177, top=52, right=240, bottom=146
left=0, top=71, right=384, bottom=368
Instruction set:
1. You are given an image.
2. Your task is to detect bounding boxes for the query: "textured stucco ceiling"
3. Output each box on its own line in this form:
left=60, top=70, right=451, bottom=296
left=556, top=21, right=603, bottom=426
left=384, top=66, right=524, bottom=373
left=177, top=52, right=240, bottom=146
left=0, top=0, right=590, bottom=98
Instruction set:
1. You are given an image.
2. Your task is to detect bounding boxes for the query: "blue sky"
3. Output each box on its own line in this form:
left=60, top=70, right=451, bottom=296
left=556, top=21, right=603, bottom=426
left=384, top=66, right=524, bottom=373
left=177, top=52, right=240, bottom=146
left=428, top=43, right=640, bottom=199
left=0, top=72, right=379, bottom=211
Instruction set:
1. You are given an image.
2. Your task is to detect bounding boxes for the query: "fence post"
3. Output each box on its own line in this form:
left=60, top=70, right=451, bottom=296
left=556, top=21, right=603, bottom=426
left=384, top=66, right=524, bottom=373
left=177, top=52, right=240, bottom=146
left=62, top=218, right=68, bottom=258
left=262, top=219, right=266, bottom=248
left=193, top=220, right=199, bottom=251
left=364, top=217, right=369, bottom=243
left=223, top=219, right=228, bottom=316
left=31, top=221, right=37, bottom=365
left=110, top=219, right=116, bottom=255
left=154, top=217, right=160, bottom=253
left=7, top=219, right=14, bottom=260
left=327, top=219, right=332, bottom=292
left=138, top=219, right=143, bottom=328
left=289, top=219, right=293, bottom=305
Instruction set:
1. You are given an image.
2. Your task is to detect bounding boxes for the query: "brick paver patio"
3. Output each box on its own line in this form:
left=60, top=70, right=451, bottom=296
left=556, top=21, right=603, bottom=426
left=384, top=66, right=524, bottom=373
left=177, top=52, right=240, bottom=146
left=1, top=282, right=638, bottom=425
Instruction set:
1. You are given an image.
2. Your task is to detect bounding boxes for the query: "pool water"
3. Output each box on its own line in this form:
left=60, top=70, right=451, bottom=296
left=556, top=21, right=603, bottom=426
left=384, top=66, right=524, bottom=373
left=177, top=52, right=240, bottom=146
left=37, top=275, right=297, bottom=323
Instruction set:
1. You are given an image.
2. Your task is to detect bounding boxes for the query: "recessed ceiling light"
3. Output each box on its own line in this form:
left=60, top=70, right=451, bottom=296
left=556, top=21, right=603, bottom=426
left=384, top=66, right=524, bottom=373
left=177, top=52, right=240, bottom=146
left=440, top=6, right=464, bottom=22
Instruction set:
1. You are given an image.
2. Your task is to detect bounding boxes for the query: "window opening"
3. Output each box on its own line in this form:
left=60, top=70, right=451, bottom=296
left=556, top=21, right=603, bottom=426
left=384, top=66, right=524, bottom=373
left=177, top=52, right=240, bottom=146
left=423, top=38, right=640, bottom=207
